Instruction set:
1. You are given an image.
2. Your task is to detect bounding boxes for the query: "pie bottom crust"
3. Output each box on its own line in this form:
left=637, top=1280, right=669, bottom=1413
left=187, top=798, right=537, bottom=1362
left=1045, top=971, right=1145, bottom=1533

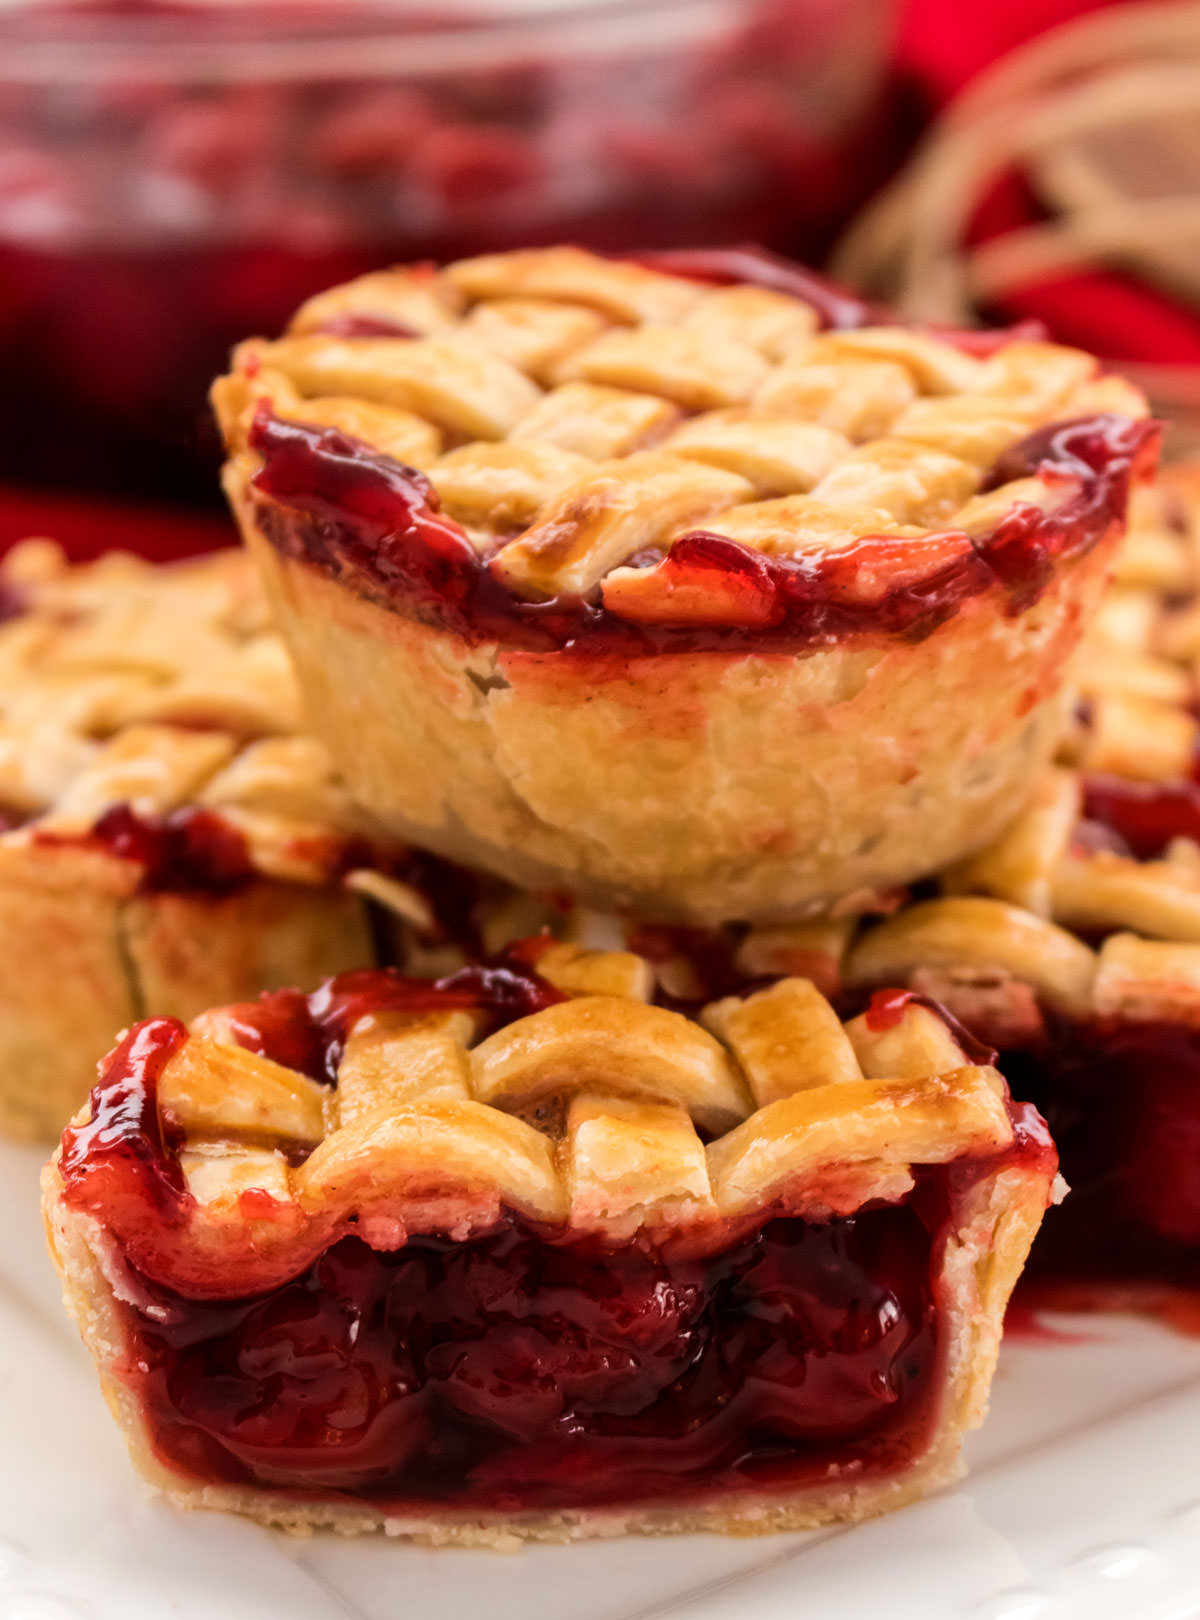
left=45, top=1156, right=1047, bottom=1545
left=233, top=486, right=1113, bottom=926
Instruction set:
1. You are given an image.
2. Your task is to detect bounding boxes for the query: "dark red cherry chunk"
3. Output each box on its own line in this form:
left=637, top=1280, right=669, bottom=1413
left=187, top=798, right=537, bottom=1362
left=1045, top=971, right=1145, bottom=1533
left=116, top=1209, right=942, bottom=1514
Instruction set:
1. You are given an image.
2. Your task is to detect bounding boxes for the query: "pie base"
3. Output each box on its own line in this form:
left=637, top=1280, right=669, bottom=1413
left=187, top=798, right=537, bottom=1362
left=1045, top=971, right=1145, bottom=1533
left=235, top=490, right=1112, bottom=926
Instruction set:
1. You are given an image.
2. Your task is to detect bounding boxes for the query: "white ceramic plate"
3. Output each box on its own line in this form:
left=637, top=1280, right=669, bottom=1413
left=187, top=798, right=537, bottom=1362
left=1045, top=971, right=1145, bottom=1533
left=3, top=1134, right=1198, bottom=1620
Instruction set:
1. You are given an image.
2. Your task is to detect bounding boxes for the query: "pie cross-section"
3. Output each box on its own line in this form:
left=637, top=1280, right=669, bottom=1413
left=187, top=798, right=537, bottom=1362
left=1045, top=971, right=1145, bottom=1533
left=44, top=940, right=1056, bottom=1545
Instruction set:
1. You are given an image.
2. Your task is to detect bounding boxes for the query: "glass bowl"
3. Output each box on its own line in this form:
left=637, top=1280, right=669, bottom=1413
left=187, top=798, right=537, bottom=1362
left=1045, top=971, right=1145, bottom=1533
left=0, top=0, right=896, bottom=501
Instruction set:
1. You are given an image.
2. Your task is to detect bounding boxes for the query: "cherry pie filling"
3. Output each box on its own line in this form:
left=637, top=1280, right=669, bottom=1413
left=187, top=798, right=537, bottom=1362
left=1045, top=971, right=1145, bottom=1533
left=58, top=965, right=1051, bottom=1516
left=948, top=777, right=1200, bottom=1315
left=998, top=1017, right=1200, bottom=1305
left=244, top=408, right=1157, bottom=656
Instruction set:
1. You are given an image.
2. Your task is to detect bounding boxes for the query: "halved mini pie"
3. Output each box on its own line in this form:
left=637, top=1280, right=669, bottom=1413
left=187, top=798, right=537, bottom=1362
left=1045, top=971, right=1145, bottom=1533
left=214, top=244, right=1158, bottom=924
left=0, top=540, right=477, bottom=1141
left=835, top=861, right=1198, bottom=1315
left=43, top=941, right=1056, bottom=1544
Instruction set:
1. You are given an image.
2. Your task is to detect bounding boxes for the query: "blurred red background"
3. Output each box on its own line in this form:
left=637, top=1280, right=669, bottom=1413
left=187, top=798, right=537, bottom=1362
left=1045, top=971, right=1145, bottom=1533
left=0, top=0, right=1152, bottom=561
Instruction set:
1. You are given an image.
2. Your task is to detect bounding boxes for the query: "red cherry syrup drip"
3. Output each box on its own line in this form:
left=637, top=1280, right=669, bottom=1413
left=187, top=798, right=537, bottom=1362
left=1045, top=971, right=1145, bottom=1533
left=313, top=314, right=419, bottom=339
left=59, top=1017, right=189, bottom=1220
left=638, top=247, right=1050, bottom=353
left=25, top=790, right=490, bottom=932
left=64, top=955, right=565, bottom=1108
left=863, top=988, right=998, bottom=1067
left=248, top=404, right=1158, bottom=654
left=41, top=803, right=259, bottom=893
left=635, top=245, right=884, bottom=329
left=976, top=414, right=1160, bottom=610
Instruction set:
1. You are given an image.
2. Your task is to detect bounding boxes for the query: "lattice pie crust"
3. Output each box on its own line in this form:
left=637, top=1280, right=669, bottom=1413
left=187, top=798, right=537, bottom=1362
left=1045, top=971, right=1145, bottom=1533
left=0, top=540, right=432, bottom=1141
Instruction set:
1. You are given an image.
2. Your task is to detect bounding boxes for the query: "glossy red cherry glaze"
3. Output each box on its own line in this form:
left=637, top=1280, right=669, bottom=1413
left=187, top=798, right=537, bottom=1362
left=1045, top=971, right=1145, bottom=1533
left=58, top=962, right=1051, bottom=1515
left=246, top=407, right=1158, bottom=655
left=37, top=804, right=258, bottom=893
left=19, top=795, right=491, bottom=952
left=118, top=1211, right=943, bottom=1511
left=635, top=247, right=884, bottom=330
left=1080, top=772, right=1200, bottom=860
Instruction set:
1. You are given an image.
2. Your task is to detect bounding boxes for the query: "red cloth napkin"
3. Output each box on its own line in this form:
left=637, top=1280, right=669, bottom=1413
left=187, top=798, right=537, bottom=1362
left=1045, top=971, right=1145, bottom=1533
left=899, top=0, right=1120, bottom=105
left=0, top=485, right=231, bottom=563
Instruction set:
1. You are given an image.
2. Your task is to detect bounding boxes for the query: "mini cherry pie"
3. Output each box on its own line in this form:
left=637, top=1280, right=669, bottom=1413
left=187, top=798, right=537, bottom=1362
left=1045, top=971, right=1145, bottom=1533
left=214, top=245, right=1158, bottom=924
left=841, top=893, right=1200, bottom=1324
left=0, top=540, right=476, bottom=1141
left=610, top=779, right=1200, bottom=1325
left=43, top=939, right=1056, bottom=1543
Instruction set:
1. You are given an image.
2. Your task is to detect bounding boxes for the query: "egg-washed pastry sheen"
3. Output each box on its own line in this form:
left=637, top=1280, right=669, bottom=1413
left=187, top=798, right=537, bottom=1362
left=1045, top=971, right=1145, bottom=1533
left=214, top=246, right=1158, bottom=925
left=43, top=938, right=1057, bottom=1545
left=0, top=541, right=468, bottom=1142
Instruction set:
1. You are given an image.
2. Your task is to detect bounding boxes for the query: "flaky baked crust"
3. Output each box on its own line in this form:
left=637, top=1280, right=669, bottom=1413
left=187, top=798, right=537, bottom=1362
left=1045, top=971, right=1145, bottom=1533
left=1058, top=459, right=1200, bottom=782
left=0, top=542, right=423, bottom=1140
left=231, top=516, right=1104, bottom=924
left=215, top=246, right=1155, bottom=925
left=43, top=948, right=1055, bottom=1544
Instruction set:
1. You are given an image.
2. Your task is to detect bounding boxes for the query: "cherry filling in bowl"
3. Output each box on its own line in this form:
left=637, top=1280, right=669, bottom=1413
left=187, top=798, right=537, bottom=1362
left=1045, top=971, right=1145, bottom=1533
left=0, top=3, right=899, bottom=501
left=48, top=954, right=1056, bottom=1529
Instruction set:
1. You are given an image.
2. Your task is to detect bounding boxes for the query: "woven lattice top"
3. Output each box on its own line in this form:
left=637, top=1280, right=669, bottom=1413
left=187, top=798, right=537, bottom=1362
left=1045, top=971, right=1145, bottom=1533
left=215, top=246, right=1146, bottom=615
left=0, top=540, right=406, bottom=892
left=1064, top=463, right=1200, bottom=782
left=60, top=941, right=1015, bottom=1273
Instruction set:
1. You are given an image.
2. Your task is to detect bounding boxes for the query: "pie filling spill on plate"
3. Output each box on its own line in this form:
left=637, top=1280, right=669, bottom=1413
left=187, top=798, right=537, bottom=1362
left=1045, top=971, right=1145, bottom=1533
left=214, top=245, right=1158, bottom=923
left=43, top=945, right=1057, bottom=1542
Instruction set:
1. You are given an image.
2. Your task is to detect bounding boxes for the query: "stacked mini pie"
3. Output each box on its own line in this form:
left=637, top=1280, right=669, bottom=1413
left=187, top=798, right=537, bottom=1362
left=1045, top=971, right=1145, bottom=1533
left=37, top=247, right=1189, bottom=1545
